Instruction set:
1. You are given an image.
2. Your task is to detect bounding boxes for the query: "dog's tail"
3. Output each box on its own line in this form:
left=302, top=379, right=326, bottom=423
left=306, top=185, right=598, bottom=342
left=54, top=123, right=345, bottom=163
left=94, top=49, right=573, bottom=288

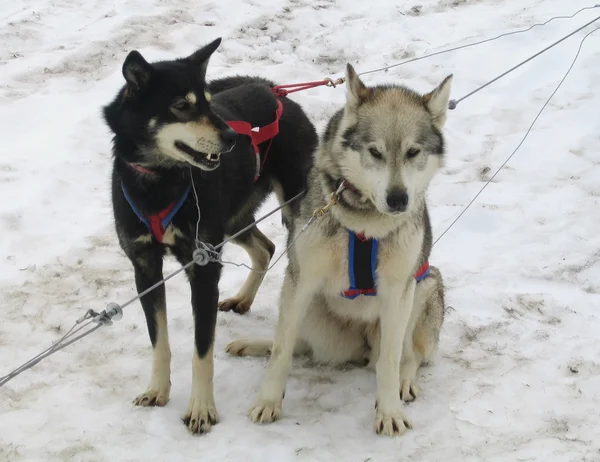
left=226, top=339, right=272, bottom=357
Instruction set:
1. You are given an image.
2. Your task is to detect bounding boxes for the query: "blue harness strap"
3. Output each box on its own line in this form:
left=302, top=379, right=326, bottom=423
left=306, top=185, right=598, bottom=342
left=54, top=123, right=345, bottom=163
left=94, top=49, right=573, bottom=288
left=342, top=231, right=379, bottom=299
left=341, top=230, right=431, bottom=299
left=121, top=183, right=191, bottom=243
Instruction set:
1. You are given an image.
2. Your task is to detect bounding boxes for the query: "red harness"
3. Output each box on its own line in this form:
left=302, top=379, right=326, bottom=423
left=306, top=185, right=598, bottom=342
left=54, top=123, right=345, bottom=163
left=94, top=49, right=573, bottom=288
left=226, top=99, right=283, bottom=181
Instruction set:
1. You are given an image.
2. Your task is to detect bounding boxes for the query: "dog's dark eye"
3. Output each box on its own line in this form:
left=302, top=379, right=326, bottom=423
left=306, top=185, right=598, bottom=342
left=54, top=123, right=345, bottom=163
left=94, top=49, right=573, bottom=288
left=406, top=148, right=421, bottom=159
left=369, top=147, right=383, bottom=159
left=172, top=100, right=190, bottom=111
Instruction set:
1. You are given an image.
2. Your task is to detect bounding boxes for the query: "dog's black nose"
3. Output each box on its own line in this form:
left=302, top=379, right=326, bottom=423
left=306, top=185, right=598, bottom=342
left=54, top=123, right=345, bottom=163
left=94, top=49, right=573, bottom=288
left=386, top=189, right=409, bottom=212
left=220, top=128, right=238, bottom=146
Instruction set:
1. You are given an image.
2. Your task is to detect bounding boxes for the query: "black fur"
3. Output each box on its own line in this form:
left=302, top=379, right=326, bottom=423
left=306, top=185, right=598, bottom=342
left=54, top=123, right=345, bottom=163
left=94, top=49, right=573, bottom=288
left=103, top=39, right=317, bottom=424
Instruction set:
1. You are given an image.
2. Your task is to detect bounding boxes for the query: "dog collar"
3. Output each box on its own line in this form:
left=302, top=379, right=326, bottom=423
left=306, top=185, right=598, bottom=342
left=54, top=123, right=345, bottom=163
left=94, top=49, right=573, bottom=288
left=121, top=183, right=190, bottom=243
left=341, top=229, right=431, bottom=299
left=128, top=162, right=156, bottom=175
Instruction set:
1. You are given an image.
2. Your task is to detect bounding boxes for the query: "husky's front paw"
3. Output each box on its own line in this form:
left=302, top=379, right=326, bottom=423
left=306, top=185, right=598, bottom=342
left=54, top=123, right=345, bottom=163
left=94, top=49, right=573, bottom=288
left=375, top=409, right=412, bottom=437
left=133, top=387, right=170, bottom=407
left=182, top=398, right=218, bottom=434
left=219, top=296, right=252, bottom=314
left=249, top=399, right=282, bottom=424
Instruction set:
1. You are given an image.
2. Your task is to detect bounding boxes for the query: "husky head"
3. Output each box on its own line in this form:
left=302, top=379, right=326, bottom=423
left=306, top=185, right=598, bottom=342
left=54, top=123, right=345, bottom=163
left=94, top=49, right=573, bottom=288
left=319, top=64, right=452, bottom=218
left=103, top=38, right=237, bottom=171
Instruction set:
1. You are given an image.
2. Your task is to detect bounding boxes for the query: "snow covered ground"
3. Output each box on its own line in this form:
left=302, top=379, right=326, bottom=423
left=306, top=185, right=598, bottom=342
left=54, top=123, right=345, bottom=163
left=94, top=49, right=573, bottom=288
left=1, top=0, right=599, bottom=460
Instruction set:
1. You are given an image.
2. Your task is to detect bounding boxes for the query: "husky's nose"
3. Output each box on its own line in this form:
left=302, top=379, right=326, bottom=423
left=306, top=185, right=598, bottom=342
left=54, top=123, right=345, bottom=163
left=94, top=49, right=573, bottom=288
left=220, top=128, right=238, bottom=148
left=386, top=189, right=409, bottom=212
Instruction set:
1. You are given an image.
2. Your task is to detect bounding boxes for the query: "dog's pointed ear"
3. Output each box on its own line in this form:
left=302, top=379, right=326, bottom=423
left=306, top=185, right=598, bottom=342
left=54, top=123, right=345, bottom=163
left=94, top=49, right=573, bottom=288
left=122, top=51, right=154, bottom=92
left=188, top=38, right=222, bottom=81
left=423, top=75, right=453, bottom=129
left=345, top=63, right=369, bottom=110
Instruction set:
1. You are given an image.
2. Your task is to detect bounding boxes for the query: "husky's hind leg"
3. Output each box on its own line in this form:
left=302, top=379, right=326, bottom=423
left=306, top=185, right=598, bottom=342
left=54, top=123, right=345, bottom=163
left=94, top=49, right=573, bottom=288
left=219, top=225, right=275, bottom=315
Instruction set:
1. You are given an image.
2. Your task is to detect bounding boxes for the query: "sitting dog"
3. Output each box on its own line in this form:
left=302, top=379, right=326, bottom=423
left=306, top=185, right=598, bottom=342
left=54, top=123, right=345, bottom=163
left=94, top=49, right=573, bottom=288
left=227, top=64, right=450, bottom=436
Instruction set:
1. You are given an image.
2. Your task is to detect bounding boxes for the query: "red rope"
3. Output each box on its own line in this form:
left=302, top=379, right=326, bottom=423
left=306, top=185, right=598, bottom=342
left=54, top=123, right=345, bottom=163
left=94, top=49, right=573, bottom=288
left=271, top=78, right=342, bottom=97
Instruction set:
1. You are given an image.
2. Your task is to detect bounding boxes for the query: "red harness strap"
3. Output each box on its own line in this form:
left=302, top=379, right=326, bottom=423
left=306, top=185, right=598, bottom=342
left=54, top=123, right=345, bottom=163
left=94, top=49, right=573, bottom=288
left=414, top=261, right=430, bottom=282
left=146, top=203, right=177, bottom=243
left=226, top=99, right=284, bottom=181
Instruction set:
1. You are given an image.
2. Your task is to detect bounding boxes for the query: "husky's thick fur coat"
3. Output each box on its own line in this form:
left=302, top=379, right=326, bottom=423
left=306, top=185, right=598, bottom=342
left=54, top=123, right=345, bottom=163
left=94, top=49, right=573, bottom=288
left=103, top=38, right=317, bottom=434
left=227, top=64, right=451, bottom=436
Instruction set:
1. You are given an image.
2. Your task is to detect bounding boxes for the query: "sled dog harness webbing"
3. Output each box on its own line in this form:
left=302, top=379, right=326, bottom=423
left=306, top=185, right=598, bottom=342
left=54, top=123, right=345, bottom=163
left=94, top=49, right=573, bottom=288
left=341, top=230, right=431, bottom=299
left=121, top=183, right=191, bottom=244
left=226, top=99, right=284, bottom=181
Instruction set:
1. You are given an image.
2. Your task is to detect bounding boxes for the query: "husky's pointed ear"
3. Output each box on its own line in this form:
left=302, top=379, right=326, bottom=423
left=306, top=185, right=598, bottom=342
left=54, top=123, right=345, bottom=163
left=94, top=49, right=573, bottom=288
left=423, top=75, right=453, bottom=129
left=122, top=51, right=154, bottom=92
left=345, top=63, right=369, bottom=110
left=188, top=38, right=222, bottom=81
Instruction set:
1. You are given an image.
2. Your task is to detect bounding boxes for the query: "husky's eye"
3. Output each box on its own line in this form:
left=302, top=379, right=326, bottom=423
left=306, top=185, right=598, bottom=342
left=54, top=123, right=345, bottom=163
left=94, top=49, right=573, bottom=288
left=172, top=100, right=190, bottom=111
left=406, top=148, right=421, bottom=159
left=369, top=147, right=383, bottom=160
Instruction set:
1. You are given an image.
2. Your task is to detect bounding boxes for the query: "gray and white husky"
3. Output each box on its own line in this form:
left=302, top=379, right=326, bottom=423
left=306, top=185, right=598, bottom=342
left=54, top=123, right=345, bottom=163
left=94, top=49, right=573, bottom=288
left=227, top=64, right=451, bottom=436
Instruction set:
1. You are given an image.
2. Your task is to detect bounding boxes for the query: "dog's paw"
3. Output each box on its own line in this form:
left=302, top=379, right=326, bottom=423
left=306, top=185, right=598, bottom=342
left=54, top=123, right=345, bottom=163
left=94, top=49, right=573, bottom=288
left=226, top=339, right=271, bottom=357
left=226, top=339, right=252, bottom=356
left=400, top=379, right=420, bottom=402
left=219, top=296, right=252, bottom=315
left=133, top=388, right=170, bottom=407
left=399, top=361, right=420, bottom=402
left=249, top=399, right=282, bottom=424
left=182, top=398, right=218, bottom=434
left=375, top=409, right=412, bottom=437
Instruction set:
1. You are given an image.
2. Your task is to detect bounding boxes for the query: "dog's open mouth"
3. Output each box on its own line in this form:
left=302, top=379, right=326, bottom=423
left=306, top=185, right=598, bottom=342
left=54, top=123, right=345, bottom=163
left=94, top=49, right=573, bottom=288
left=175, top=141, right=221, bottom=170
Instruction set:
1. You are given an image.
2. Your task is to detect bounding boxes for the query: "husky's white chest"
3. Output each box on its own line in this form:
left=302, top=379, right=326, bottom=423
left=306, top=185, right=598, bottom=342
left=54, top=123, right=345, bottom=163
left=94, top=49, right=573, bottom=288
left=297, top=226, right=420, bottom=324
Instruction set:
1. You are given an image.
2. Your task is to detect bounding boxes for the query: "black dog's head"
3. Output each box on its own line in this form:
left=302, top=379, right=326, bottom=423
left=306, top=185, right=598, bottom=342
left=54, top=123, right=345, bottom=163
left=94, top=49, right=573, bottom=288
left=103, top=38, right=237, bottom=171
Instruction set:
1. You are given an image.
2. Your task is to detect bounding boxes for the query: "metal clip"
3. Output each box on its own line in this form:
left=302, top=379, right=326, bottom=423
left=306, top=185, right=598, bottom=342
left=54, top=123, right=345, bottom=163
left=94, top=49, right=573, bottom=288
left=93, top=302, right=123, bottom=326
left=312, top=192, right=338, bottom=218
left=76, top=309, right=99, bottom=324
left=311, top=180, right=347, bottom=219
left=325, top=77, right=345, bottom=88
left=193, top=242, right=220, bottom=266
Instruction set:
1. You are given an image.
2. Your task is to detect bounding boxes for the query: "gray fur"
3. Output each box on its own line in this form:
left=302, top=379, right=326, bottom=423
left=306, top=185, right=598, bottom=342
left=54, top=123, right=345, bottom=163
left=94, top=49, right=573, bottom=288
left=227, top=65, right=452, bottom=437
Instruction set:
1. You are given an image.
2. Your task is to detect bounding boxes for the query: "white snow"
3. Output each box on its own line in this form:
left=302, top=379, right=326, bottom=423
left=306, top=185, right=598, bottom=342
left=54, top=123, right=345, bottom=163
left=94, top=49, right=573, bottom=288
left=1, top=0, right=600, bottom=460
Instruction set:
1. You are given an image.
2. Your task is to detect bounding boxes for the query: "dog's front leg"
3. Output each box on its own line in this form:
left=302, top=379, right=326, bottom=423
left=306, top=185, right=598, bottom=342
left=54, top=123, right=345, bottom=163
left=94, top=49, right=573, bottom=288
left=249, top=269, right=312, bottom=424
left=375, top=279, right=416, bottom=436
left=131, top=250, right=172, bottom=408
left=182, top=261, right=221, bottom=434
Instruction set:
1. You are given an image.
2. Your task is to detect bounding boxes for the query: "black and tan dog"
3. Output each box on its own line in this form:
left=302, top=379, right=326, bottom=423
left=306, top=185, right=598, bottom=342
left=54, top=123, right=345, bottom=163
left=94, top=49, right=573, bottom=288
left=103, top=38, right=317, bottom=434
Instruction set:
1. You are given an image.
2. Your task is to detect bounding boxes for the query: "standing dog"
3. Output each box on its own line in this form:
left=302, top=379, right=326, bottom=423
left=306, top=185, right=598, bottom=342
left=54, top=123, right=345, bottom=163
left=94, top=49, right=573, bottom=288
left=103, top=38, right=317, bottom=434
left=227, top=64, right=450, bottom=436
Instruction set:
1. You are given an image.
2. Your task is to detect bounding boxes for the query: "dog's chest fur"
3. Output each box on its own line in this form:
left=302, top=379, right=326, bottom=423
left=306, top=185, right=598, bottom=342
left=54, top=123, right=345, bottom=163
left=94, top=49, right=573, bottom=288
left=296, top=219, right=423, bottom=324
